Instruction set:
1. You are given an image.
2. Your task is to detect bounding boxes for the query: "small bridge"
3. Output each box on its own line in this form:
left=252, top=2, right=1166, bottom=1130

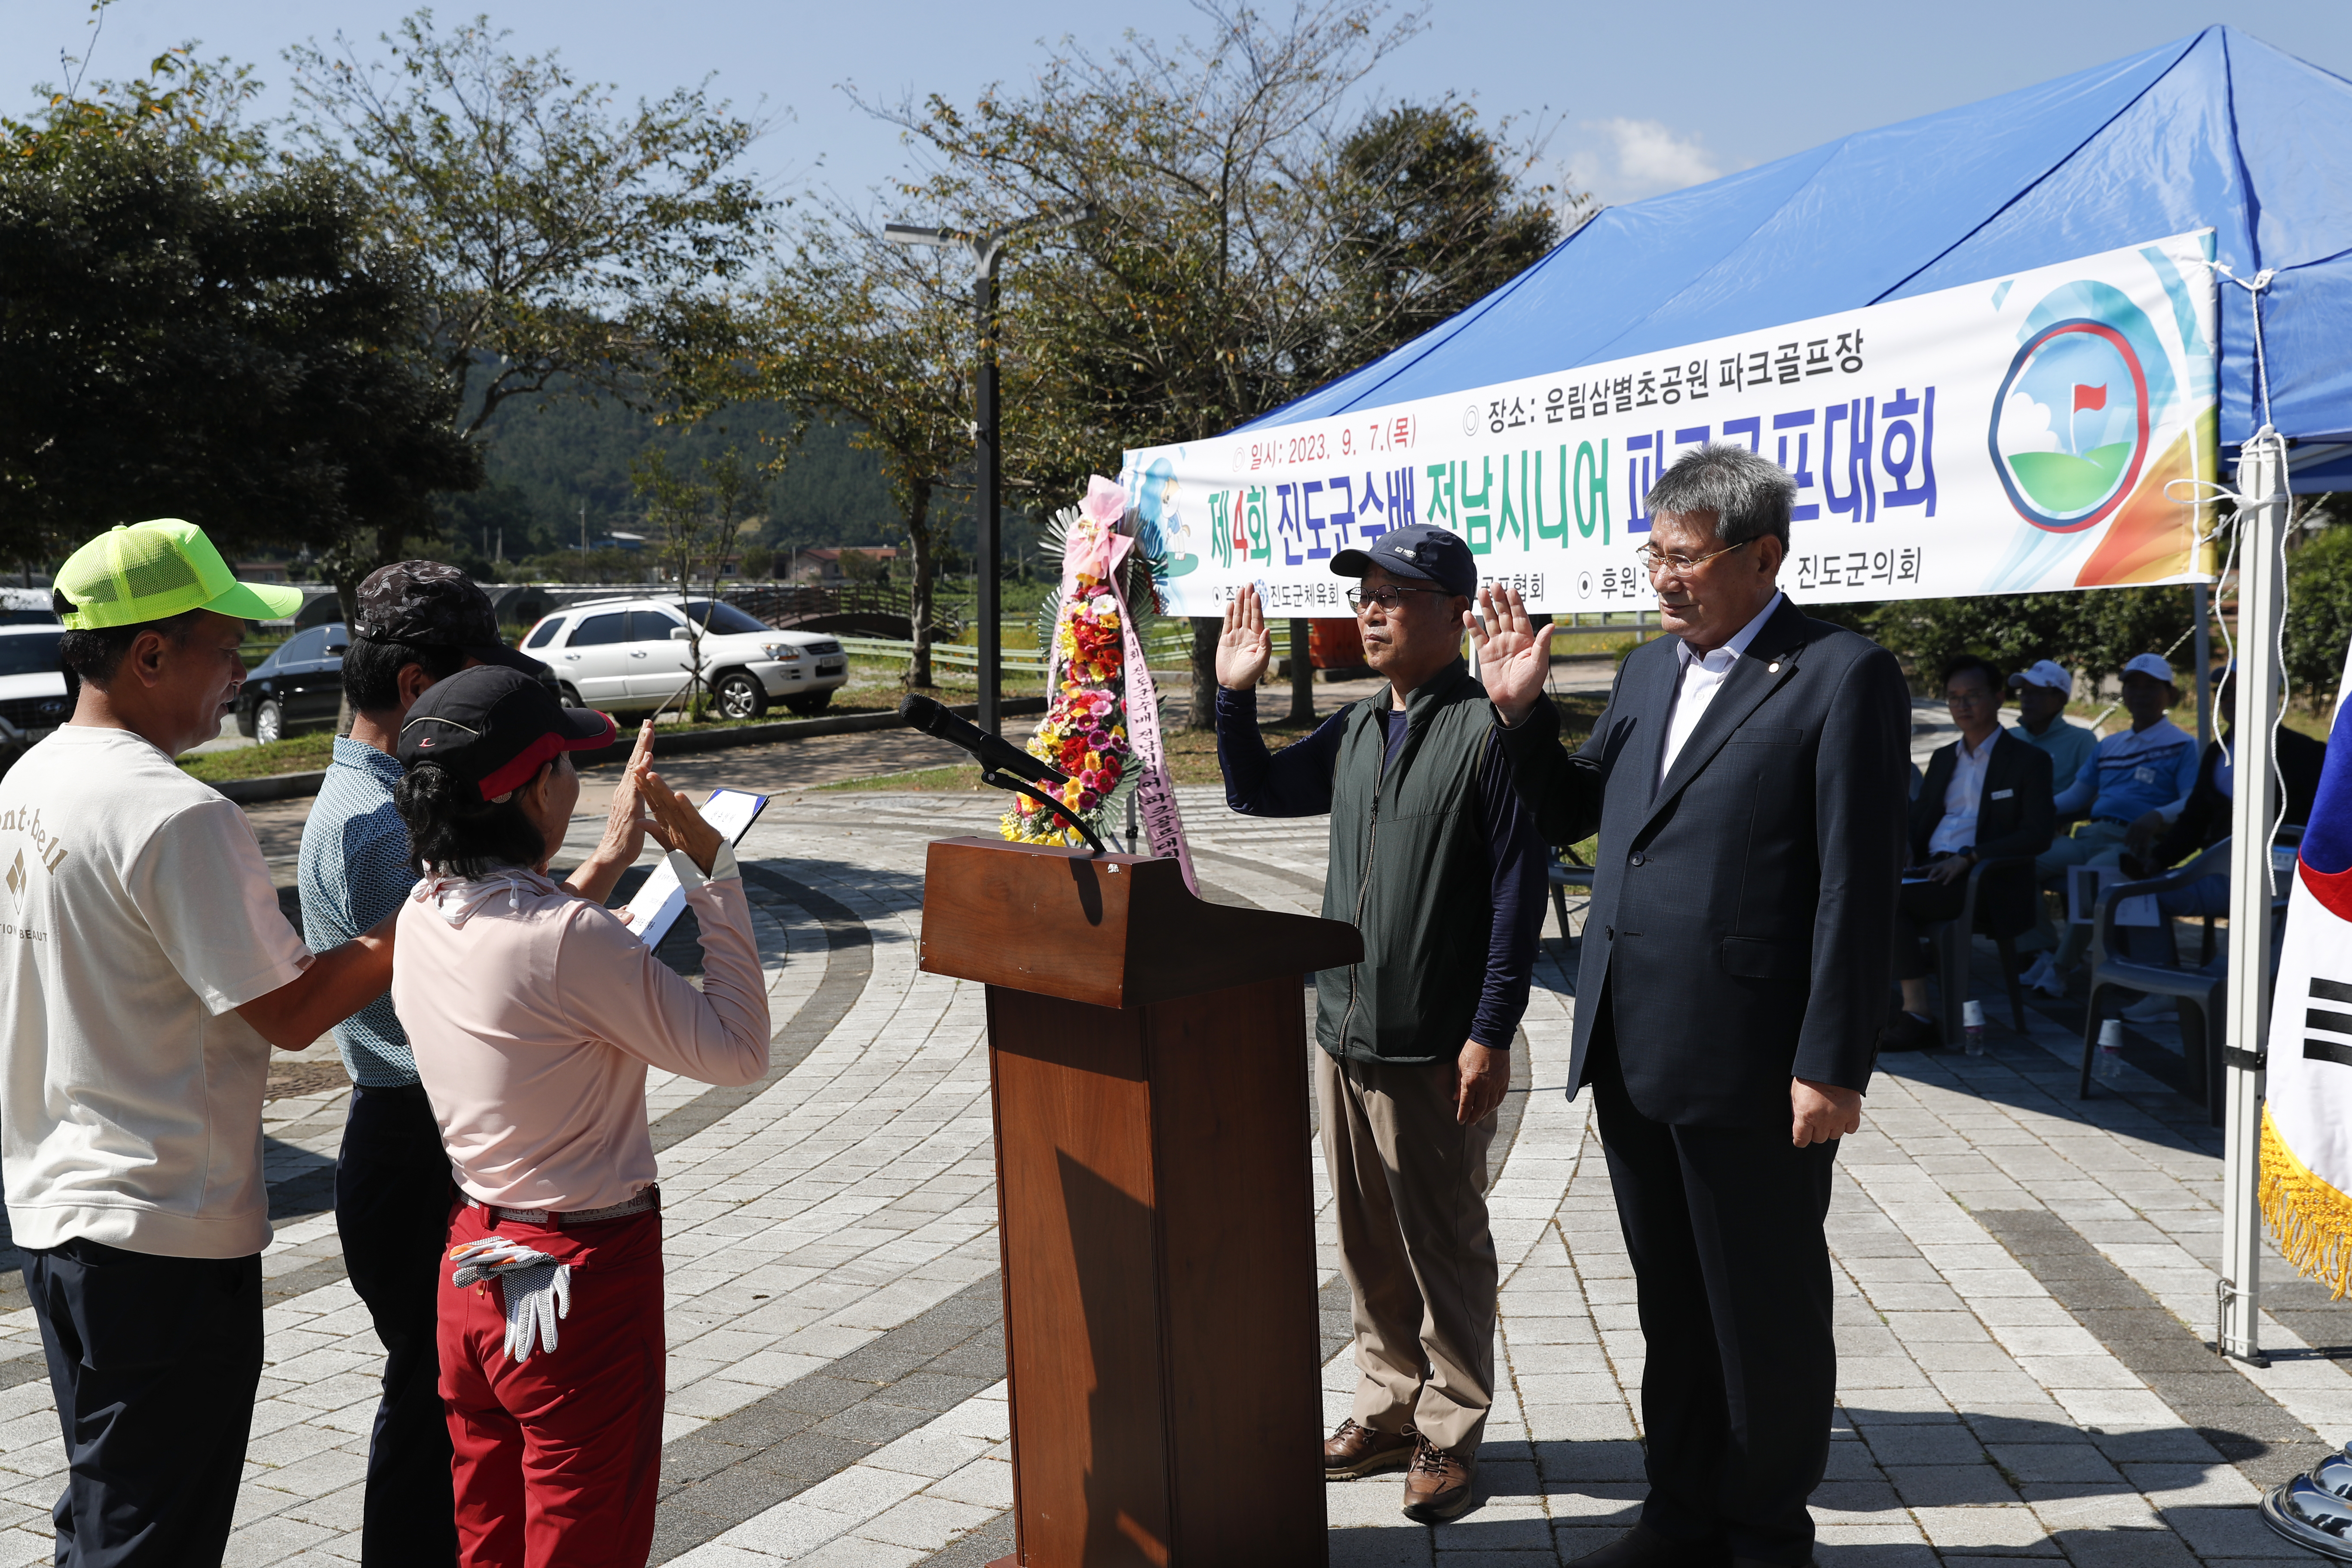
left=723, top=584, right=963, bottom=642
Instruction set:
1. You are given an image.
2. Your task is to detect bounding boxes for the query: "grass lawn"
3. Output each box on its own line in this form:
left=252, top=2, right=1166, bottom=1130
left=179, top=732, right=337, bottom=782
left=821, top=688, right=1615, bottom=798
left=818, top=715, right=1320, bottom=796
left=177, top=659, right=1047, bottom=784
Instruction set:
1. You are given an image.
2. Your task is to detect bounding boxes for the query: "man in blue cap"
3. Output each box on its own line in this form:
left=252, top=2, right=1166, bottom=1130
left=1214, top=524, right=1549, bottom=1524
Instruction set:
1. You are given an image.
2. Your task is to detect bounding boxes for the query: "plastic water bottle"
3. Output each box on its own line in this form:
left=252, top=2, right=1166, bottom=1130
left=2096, top=1018, right=2125, bottom=1083
left=1962, top=999, right=1985, bottom=1056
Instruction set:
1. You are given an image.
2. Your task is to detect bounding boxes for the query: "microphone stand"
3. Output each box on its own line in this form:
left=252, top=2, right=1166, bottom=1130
left=980, top=768, right=1108, bottom=858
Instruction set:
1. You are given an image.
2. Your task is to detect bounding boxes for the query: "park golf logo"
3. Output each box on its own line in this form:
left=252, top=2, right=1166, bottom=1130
left=1987, top=279, right=2176, bottom=535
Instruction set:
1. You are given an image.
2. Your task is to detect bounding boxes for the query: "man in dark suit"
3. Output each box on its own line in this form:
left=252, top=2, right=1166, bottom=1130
left=1470, top=443, right=1909, bottom=1568
left=1880, top=655, right=2056, bottom=1052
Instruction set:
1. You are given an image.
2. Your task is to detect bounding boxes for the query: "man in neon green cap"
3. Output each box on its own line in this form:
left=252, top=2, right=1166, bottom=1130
left=0, top=519, right=402, bottom=1566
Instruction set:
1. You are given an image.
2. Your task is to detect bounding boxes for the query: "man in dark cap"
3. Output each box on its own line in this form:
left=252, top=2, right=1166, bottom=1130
left=1214, top=524, right=1549, bottom=1524
left=298, top=562, right=651, bottom=1564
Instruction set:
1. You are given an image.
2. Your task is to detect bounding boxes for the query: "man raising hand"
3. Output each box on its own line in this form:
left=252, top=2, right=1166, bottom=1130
left=1467, top=445, right=1907, bottom=1568
left=1213, top=525, right=1548, bottom=1526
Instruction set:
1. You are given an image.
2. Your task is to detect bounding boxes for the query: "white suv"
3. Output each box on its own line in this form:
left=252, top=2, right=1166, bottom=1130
left=0, top=623, right=69, bottom=762
left=520, top=596, right=849, bottom=719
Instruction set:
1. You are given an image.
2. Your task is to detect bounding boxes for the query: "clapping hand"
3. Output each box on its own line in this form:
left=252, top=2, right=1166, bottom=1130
left=1467, top=585, right=1556, bottom=727
left=636, top=762, right=725, bottom=876
left=1216, top=585, right=1273, bottom=691
left=560, top=719, right=656, bottom=910
left=594, top=720, right=657, bottom=867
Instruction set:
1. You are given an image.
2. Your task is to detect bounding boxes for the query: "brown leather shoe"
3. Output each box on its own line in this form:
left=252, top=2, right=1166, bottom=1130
left=1323, top=1418, right=1416, bottom=1479
left=1399, top=1435, right=1476, bottom=1522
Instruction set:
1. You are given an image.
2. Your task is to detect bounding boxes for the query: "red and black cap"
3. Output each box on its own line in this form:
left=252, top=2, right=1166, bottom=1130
left=398, top=666, right=615, bottom=802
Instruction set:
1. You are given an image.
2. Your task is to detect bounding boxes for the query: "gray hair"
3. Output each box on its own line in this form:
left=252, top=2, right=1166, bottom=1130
left=1644, top=442, right=1796, bottom=550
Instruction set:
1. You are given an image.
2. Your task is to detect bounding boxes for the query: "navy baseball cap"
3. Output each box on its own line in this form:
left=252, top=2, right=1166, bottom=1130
left=1331, top=524, right=1477, bottom=600
left=356, top=560, right=546, bottom=675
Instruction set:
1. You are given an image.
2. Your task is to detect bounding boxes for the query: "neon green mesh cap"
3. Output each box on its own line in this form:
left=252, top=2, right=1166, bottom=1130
left=54, top=519, right=306, bottom=631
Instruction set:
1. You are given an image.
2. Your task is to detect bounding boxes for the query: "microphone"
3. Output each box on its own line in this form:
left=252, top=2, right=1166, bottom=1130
left=898, top=695, right=1069, bottom=789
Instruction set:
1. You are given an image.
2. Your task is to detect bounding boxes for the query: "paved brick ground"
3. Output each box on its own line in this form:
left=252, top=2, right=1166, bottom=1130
left=0, top=709, right=2336, bottom=1564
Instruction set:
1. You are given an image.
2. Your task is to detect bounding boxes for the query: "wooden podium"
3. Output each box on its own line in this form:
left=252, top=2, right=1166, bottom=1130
left=919, top=837, right=1363, bottom=1568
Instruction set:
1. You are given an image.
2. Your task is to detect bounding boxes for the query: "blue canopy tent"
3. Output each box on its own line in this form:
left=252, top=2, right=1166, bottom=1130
left=1243, top=24, right=2352, bottom=488
left=1185, top=24, right=2352, bottom=1400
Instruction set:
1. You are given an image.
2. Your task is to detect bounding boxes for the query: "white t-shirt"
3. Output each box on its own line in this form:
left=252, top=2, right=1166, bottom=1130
left=0, top=726, right=312, bottom=1257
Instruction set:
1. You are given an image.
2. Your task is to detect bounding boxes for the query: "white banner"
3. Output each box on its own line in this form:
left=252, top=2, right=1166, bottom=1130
left=1123, top=232, right=2220, bottom=617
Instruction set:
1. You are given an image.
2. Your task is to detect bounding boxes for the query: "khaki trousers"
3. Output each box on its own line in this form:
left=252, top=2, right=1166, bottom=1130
left=1316, top=1047, right=1498, bottom=1458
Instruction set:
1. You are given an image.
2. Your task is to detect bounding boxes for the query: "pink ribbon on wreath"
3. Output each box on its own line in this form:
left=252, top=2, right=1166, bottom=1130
left=1062, top=474, right=1134, bottom=592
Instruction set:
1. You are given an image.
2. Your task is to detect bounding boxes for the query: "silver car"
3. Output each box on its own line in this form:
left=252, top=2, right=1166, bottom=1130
left=521, top=597, right=850, bottom=719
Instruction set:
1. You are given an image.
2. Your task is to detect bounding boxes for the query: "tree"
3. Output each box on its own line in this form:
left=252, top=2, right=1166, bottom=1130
left=288, top=11, right=770, bottom=438
left=875, top=1, right=1424, bottom=496
left=1322, top=101, right=1562, bottom=377
left=867, top=2, right=1571, bottom=723
left=2285, top=517, right=2352, bottom=709
left=1859, top=587, right=2199, bottom=698
left=718, top=212, right=973, bottom=690
left=0, top=45, right=479, bottom=576
left=629, top=444, right=756, bottom=718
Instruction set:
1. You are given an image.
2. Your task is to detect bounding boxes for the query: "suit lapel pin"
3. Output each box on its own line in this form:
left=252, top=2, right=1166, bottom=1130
left=1767, top=661, right=1782, bottom=674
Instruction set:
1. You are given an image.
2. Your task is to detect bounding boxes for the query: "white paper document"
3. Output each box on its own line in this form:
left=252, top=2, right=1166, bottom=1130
left=623, top=788, right=769, bottom=948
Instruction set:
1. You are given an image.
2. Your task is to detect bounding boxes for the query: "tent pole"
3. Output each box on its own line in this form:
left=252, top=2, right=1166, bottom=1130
left=2218, top=429, right=2287, bottom=1368
left=2192, top=584, right=2213, bottom=749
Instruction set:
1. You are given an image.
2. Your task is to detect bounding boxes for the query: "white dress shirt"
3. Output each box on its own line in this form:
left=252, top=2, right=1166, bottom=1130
left=1927, top=731, right=1997, bottom=855
left=1658, top=591, right=1786, bottom=787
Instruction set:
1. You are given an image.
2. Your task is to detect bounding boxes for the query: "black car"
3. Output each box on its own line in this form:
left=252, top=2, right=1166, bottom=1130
left=236, top=622, right=562, bottom=743
left=237, top=623, right=351, bottom=743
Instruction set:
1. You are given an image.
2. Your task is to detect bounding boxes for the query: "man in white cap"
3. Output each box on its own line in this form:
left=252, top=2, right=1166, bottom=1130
left=2006, top=660, right=2097, bottom=796
left=2020, top=652, right=2200, bottom=995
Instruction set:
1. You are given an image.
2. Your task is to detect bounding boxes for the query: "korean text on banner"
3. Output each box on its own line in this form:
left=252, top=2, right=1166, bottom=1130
left=2263, top=637, right=2352, bottom=1298
left=1121, top=233, right=2221, bottom=617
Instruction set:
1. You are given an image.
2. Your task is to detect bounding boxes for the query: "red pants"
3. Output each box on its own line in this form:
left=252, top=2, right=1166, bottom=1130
left=438, top=1200, right=666, bottom=1568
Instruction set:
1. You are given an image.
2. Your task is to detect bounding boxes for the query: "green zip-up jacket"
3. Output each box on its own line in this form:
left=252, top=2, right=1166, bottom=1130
left=1216, top=662, right=1548, bottom=1066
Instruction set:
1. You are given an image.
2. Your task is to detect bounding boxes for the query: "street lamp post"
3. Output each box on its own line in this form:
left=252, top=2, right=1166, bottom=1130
left=885, top=208, right=1087, bottom=735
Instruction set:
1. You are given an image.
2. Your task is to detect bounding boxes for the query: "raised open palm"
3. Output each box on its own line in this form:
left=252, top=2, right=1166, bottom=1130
left=1467, top=584, right=1556, bottom=724
left=1216, top=585, right=1273, bottom=690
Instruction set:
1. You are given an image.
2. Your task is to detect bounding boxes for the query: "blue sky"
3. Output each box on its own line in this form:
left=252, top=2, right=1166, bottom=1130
left=8, top=1, right=2352, bottom=215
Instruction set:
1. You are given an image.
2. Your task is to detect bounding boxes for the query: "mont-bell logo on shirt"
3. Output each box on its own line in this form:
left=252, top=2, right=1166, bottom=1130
left=0, top=807, right=64, bottom=877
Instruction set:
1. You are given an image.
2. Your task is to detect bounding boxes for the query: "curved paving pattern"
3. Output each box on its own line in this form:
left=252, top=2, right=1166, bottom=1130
left=649, top=867, right=875, bottom=1155
left=0, top=758, right=2334, bottom=1565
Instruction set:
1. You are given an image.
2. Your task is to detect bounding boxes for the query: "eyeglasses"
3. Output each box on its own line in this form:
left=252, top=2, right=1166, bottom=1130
left=1346, top=584, right=1449, bottom=612
left=1635, top=539, right=1748, bottom=577
left=1946, top=690, right=2000, bottom=707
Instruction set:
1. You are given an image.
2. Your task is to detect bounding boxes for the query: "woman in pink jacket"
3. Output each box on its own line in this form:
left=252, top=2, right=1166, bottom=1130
left=389, top=666, right=770, bottom=1568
